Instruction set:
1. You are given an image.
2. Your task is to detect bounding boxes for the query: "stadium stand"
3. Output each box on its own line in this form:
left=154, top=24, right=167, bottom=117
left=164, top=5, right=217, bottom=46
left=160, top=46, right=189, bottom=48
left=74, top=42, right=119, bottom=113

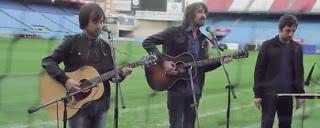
left=206, top=15, right=320, bottom=51
left=0, top=0, right=319, bottom=53
left=205, top=0, right=320, bottom=53
left=0, top=0, right=80, bottom=39
left=206, top=0, right=319, bottom=13
left=0, top=9, right=30, bottom=30
left=0, top=0, right=29, bottom=10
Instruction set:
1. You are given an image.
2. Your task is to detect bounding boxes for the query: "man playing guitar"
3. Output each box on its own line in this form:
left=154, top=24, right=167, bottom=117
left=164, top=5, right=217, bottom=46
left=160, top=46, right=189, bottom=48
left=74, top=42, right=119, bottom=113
left=142, top=2, right=232, bottom=128
left=41, top=3, right=132, bottom=128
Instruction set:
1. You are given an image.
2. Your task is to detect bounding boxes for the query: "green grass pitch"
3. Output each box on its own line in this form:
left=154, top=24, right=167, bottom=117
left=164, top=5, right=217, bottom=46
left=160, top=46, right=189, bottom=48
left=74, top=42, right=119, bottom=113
left=0, top=37, right=320, bottom=128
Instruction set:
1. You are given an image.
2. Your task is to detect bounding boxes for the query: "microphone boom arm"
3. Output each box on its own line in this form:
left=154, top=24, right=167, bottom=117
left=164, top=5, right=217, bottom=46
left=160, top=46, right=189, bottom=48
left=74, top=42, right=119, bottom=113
left=205, top=26, right=224, bottom=51
left=305, top=62, right=316, bottom=86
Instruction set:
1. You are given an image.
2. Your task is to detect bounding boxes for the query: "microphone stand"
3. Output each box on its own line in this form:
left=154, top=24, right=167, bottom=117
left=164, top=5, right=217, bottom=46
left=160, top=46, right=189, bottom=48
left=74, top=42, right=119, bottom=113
left=300, top=62, right=320, bottom=128
left=305, top=62, right=316, bottom=86
left=186, top=65, right=201, bottom=128
left=28, top=84, right=100, bottom=128
left=107, top=31, right=126, bottom=128
left=308, top=63, right=320, bottom=86
left=309, top=62, right=320, bottom=86
left=209, top=33, right=236, bottom=128
left=300, top=103, right=306, bottom=128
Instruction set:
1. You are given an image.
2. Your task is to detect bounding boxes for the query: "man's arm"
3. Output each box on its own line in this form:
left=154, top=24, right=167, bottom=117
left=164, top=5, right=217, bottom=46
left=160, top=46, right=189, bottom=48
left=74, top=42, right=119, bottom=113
left=142, top=28, right=180, bottom=75
left=42, top=40, right=71, bottom=85
left=110, top=67, right=133, bottom=83
left=253, top=43, right=268, bottom=109
left=296, top=44, right=305, bottom=93
left=253, top=43, right=268, bottom=98
left=142, top=35, right=162, bottom=56
left=295, top=44, right=305, bottom=109
left=202, top=58, right=234, bottom=72
left=200, top=54, right=222, bottom=72
left=142, top=28, right=172, bottom=57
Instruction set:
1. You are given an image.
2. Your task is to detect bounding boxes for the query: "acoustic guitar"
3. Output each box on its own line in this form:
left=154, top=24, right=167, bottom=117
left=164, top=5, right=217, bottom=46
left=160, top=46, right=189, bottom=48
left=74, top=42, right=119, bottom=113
left=40, top=55, right=156, bottom=120
left=145, top=50, right=248, bottom=91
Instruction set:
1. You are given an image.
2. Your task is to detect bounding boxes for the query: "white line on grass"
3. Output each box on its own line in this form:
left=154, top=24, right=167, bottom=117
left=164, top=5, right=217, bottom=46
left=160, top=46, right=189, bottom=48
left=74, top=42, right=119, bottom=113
left=199, top=104, right=254, bottom=118
left=156, top=103, right=320, bottom=127
left=121, top=89, right=252, bottom=113
left=156, top=103, right=255, bottom=127
left=243, top=103, right=320, bottom=128
left=0, top=120, right=60, bottom=128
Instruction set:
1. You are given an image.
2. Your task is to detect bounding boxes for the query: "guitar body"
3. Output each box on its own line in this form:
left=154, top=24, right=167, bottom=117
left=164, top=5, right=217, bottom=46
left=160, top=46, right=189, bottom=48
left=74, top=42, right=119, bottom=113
left=145, top=50, right=249, bottom=91
left=145, top=53, right=196, bottom=91
left=40, top=66, right=104, bottom=120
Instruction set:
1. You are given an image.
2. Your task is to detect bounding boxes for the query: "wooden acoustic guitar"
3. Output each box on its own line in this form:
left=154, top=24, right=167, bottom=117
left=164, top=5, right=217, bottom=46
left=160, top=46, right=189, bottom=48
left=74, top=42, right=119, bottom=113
left=144, top=50, right=249, bottom=91
left=40, top=55, right=156, bottom=120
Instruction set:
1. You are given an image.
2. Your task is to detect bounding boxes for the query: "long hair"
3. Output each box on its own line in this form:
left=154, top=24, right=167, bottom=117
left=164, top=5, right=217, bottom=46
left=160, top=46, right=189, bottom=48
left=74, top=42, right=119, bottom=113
left=182, top=2, right=208, bottom=28
left=79, top=3, right=105, bottom=29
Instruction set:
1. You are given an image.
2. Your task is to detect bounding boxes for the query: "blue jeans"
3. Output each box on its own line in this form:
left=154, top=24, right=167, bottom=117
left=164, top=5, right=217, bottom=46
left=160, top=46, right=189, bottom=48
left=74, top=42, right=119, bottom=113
left=68, top=107, right=108, bottom=128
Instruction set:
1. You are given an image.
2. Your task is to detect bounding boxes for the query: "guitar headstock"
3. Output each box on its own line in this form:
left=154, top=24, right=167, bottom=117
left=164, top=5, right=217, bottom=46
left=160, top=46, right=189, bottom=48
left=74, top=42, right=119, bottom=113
left=232, top=49, right=249, bottom=59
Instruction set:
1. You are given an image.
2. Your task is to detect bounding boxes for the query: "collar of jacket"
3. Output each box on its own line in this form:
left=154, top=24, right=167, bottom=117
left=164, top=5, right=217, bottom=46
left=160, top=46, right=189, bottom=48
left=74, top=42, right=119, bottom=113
left=183, top=26, right=207, bottom=43
left=274, top=35, right=295, bottom=46
left=81, top=32, right=100, bottom=43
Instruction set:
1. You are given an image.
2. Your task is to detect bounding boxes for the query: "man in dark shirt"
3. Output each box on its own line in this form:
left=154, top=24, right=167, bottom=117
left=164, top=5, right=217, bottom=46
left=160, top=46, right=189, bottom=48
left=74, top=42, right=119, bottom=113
left=253, top=15, right=305, bottom=128
left=142, top=2, right=232, bottom=128
left=41, top=3, right=132, bottom=128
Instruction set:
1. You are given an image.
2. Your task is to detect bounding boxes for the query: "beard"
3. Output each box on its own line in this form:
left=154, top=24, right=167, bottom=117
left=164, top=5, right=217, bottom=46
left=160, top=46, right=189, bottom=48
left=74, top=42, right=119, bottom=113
left=89, top=29, right=101, bottom=38
left=195, top=21, right=205, bottom=27
left=194, top=17, right=205, bottom=27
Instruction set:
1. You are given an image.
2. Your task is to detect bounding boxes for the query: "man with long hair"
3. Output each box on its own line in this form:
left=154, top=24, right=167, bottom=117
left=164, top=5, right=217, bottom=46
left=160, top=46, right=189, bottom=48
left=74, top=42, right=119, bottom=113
left=143, top=2, right=231, bottom=128
left=253, top=15, right=305, bottom=128
left=42, top=3, right=132, bottom=128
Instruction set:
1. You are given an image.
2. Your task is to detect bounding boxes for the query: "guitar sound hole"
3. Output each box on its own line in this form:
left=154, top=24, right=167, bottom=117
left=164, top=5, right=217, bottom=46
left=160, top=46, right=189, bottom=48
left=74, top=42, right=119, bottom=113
left=175, top=62, right=186, bottom=74
left=73, top=80, right=93, bottom=101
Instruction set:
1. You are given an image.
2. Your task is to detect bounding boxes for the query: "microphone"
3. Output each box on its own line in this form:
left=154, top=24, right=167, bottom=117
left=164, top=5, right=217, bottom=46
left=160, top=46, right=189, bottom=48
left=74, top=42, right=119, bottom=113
left=102, top=25, right=111, bottom=33
left=205, top=26, right=224, bottom=51
left=103, top=25, right=112, bottom=39
left=305, top=62, right=316, bottom=86
left=206, top=26, right=215, bottom=35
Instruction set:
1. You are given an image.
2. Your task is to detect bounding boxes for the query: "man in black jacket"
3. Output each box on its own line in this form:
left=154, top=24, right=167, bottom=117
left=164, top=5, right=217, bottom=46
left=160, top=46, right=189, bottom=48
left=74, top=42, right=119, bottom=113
left=42, top=3, right=132, bottom=128
left=143, top=2, right=232, bottom=128
left=253, top=15, right=305, bottom=128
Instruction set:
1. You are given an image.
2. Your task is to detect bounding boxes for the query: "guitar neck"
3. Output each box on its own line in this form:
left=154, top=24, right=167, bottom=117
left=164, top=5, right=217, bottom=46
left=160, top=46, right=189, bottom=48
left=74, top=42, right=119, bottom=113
left=88, top=61, right=143, bottom=84
left=190, top=55, right=231, bottom=67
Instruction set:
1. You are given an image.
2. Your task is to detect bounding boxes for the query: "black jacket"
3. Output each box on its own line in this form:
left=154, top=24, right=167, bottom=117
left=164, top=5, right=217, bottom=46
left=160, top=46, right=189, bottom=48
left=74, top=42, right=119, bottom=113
left=42, top=33, right=123, bottom=110
left=253, top=35, right=305, bottom=98
left=142, top=25, right=222, bottom=94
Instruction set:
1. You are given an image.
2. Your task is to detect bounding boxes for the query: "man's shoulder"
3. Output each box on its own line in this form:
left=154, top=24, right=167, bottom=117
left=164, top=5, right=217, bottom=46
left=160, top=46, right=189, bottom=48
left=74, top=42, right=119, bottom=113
left=261, top=36, right=277, bottom=47
left=292, top=40, right=302, bottom=47
left=63, top=34, right=82, bottom=42
left=165, top=25, right=184, bottom=33
left=98, top=37, right=110, bottom=47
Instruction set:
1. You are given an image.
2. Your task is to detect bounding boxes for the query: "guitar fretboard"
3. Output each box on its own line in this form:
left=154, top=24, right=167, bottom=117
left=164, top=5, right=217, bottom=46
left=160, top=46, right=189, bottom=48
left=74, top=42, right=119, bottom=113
left=88, top=60, right=145, bottom=85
